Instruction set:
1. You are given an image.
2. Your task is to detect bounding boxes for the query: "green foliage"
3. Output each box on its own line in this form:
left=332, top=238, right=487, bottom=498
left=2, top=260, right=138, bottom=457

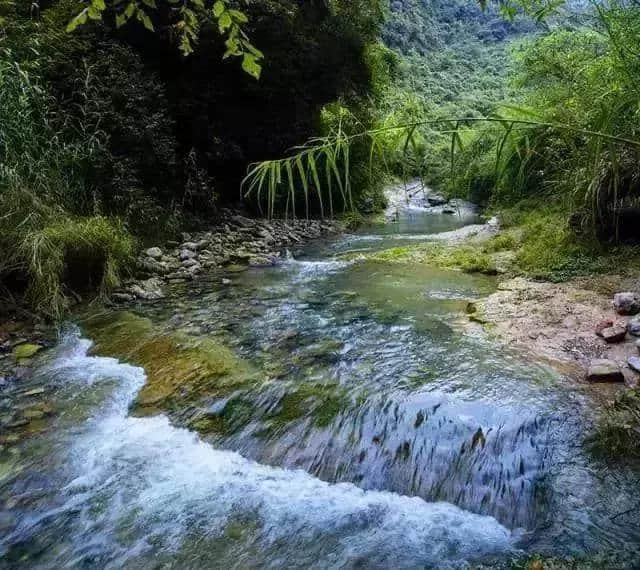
left=0, top=48, right=134, bottom=318
left=66, top=0, right=264, bottom=77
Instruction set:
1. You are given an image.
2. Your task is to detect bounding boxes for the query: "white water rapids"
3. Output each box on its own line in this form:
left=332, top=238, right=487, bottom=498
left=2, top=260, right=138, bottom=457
left=2, top=332, right=516, bottom=568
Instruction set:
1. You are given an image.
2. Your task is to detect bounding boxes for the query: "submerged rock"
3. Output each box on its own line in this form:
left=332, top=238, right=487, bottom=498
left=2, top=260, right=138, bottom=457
left=586, top=359, right=625, bottom=383
left=613, top=292, right=640, bottom=315
left=83, top=312, right=255, bottom=413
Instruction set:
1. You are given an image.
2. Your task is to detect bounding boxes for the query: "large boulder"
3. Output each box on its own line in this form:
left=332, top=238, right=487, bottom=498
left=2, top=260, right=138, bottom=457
left=586, top=359, right=625, bottom=383
left=613, top=292, right=640, bottom=315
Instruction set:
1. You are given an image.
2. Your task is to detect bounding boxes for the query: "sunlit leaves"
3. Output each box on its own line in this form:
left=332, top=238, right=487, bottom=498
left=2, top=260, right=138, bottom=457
left=66, top=0, right=262, bottom=79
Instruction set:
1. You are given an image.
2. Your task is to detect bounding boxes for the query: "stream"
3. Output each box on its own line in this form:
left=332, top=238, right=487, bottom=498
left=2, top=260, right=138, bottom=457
left=1, top=188, right=639, bottom=568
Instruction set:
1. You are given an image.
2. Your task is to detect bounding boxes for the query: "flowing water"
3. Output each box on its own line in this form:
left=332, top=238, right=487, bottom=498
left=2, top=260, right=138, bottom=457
left=2, top=189, right=640, bottom=568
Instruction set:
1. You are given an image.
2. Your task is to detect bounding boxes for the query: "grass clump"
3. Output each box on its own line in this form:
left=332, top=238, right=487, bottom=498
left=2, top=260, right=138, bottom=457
left=0, top=56, right=135, bottom=318
left=20, top=217, right=134, bottom=319
left=587, top=388, right=640, bottom=461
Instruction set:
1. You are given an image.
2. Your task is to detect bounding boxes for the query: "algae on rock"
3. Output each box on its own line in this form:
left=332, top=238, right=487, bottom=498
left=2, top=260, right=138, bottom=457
left=83, top=312, right=255, bottom=413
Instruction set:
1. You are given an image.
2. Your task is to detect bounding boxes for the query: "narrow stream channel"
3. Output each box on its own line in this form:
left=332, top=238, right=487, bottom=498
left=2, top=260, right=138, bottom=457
left=2, top=190, right=639, bottom=568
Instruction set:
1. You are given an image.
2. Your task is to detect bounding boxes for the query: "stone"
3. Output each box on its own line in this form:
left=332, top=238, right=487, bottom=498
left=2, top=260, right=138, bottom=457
left=248, top=256, right=274, bottom=267
left=586, top=359, right=625, bottom=383
left=231, top=215, right=253, bottom=228
left=628, top=356, right=640, bottom=373
left=129, top=277, right=166, bottom=300
left=627, top=315, right=640, bottom=337
left=111, top=292, right=135, bottom=303
left=145, top=247, right=163, bottom=259
left=179, top=249, right=197, bottom=261
left=181, top=242, right=199, bottom=251
left=595, top=319, right=614, bottom=337
left=195, top=239, right=210, bottom=250
left=137, top=258, right=171, bottom=275
left=181, top=258, right=199, bottom=268
left=12, top=344, right=42, bottom=360
left=601, top=325, right=627, bottom=344
left=613, top=292, right=640, bottom=315
left=221, top=278, right=232, bottom=286
left=442, top=208, right=456, bottom=215
left=21, top=387, right=45, bottom=397
left=427, top=194, right=447, bottom=206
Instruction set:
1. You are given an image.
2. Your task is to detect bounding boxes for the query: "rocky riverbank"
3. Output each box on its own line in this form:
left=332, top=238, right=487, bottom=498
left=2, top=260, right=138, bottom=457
left=112, top=210, right=341, bottom=302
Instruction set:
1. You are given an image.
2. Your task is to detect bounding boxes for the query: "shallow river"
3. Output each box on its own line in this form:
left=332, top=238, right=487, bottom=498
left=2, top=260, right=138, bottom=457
left=1, top=193, right=639, bottom=568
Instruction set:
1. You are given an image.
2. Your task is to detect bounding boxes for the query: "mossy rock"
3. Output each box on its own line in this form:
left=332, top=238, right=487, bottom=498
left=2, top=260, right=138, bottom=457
left=12, top=344, right=43, bottom=360
left=83, top=312, right=255, bottom=412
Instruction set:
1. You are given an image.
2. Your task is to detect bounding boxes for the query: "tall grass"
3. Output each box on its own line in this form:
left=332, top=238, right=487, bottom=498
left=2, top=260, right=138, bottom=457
left=0, top=56, right=134, bottom=318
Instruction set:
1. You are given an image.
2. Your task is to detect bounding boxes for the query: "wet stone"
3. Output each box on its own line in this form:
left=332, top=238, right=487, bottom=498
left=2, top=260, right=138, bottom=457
left=627, top=315, right=640, bottom=337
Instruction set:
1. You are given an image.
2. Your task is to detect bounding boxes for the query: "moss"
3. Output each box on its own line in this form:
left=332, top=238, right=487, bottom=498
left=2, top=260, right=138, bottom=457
left=12, top=343, right=42, bottom=360
left=191, top=398, right=256, bottom=435
left=266, top=383, right=349, bottom=430
left=370, top=243, right=499, bottom=275
left=83, top=312, right=253, bottom=413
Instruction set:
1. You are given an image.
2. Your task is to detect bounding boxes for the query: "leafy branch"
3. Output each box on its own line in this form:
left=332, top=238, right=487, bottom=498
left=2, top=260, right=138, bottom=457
left=66, top=0, right=263, bottom=78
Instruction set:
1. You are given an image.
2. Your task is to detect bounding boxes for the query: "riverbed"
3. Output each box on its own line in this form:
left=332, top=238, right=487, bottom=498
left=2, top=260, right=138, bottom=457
left=1, top=189, right=639, bottom=569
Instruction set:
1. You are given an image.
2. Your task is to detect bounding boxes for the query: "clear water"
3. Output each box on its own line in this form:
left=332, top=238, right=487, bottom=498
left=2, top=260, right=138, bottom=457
left=1, top=193, right=639, bottom=568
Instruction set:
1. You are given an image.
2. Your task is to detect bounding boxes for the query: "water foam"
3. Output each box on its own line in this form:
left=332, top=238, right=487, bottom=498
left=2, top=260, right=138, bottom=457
left=16, top=333, right=516, bottom=568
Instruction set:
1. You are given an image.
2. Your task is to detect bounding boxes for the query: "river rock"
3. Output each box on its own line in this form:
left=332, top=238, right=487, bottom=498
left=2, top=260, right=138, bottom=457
left=181, top=258, right=199, bottom=268
left=248, top=256, right=274, bottom=267
left=129, top=277, right=166, bottom=300
left=627, top=315, right=640, bottom=336
left=595, top=319, right=614, bottom=337
left=112, top=292, right=135, bottom=303
left=628, top=356, right=640, bottom=373
left=427, top=194, right=447, bottom=206
left=145, top=247, right=163, bottom=259
left=181, top=242, right=199, bottom=252
left=587, top=359, right=625, bottom=382
left=231, top=215, right=253, bottom=228
left=179, top=249, right=197, bottom=261
left=601, top=325, right=627, bottom=344
left=138, top=258, right=172, bottom=275
left=613, top=292, right=640, bottom=315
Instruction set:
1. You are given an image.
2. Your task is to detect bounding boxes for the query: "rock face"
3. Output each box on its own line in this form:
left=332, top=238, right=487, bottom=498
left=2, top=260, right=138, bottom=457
left=586, top=359, right=625, bottom=383
left=613, top=292, right=640, bottom=315
left=601, top=325, right=627, bottom=344
left=627, top=315, right=640, bottom=337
